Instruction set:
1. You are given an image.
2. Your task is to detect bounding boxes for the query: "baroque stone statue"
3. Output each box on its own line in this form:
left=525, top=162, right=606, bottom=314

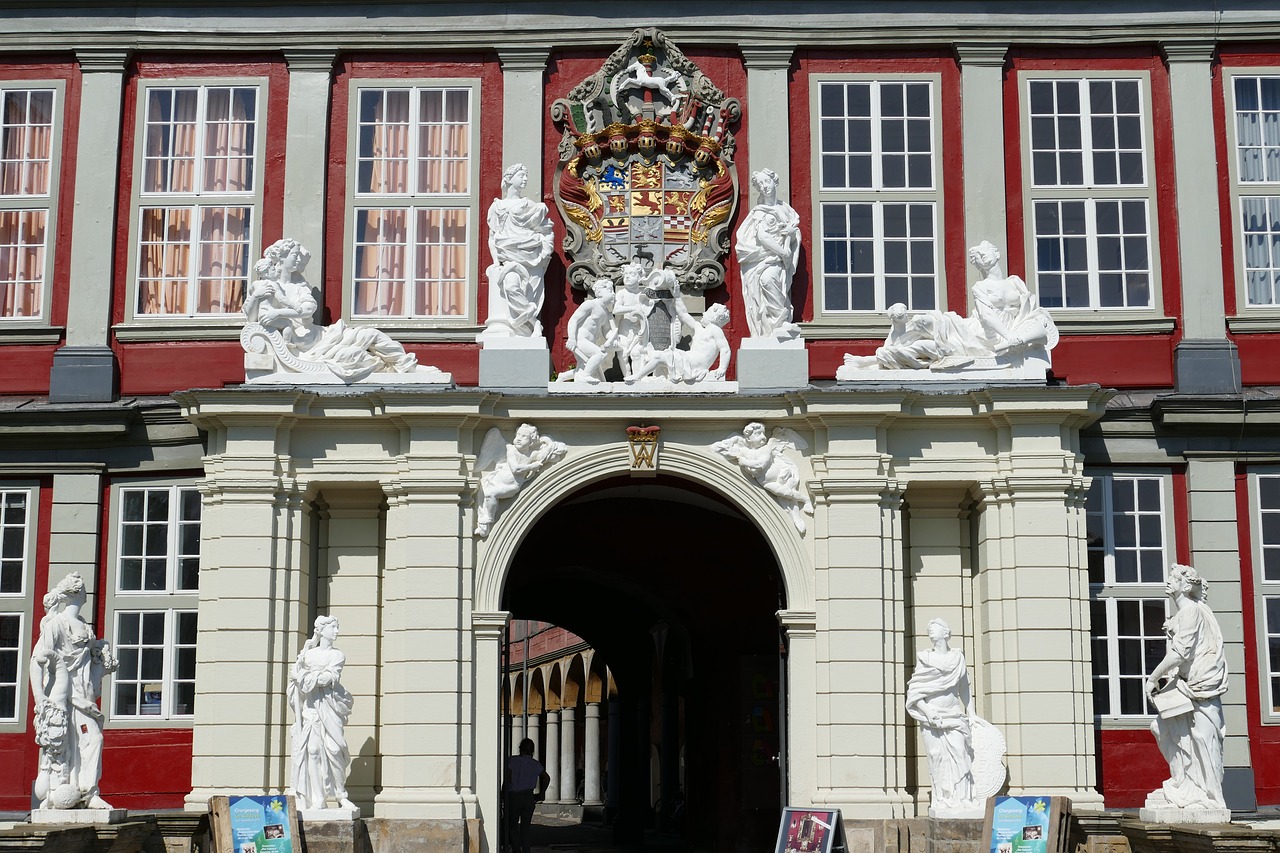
left=711, top=423, right=812, bottom=532
left=838, top=241, right=1058, bottom=381
left=905, top=618, right=1005, bottom=817
left=735, top=168, right=801, bottom=340
left=1141, top=563, right=1230, bottom=822
left=482, top=164, right=555, bottom=339
left=30, top=572, right=118, bottom=811
left=564, top=279, right=622, bottom=384
left=474, top=424, right=568, bottom=537
left=241, top=238, right=448, bottom=384
left=289, top=615, right=358, bottom=815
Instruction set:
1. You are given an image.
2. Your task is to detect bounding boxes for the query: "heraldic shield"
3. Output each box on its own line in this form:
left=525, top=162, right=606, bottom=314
left=551, top=28, right=741, bottom=292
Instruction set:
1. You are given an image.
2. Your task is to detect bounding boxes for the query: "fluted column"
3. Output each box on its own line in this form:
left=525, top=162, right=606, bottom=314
left=583, top=702, right=603, bottom=805
left=559, top=705, right=578, bottom=803
left=543, top=709, right=561, bottom=802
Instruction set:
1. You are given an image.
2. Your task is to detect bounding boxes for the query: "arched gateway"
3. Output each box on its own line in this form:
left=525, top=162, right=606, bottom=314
left=177, top=382, right=1108, bottom=852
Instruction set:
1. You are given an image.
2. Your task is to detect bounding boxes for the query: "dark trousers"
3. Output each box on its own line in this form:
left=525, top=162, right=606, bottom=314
left=505, top=790, right=537, bottom=853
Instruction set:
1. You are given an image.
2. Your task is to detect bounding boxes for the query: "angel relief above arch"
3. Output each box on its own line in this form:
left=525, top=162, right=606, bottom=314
left=551, top=28, right=741, bottom=293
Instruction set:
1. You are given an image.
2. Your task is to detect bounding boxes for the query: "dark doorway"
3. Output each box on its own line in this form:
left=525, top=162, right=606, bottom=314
left=503, top=476, right=787, bottom=853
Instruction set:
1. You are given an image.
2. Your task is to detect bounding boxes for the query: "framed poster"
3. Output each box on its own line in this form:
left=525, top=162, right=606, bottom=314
left=982, top=795, right=1071, bottom=853
left=211, top=795, right=301, bottom=853
left=775, top=808, right=841, bottom=853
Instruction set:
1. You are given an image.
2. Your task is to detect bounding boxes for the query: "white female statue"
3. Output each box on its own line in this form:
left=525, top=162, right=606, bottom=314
left=1142, top=563, right=1229, bottom=818
left=735, top=168, right=801, bottom=340
left=483, top=163, right=555, bottom=338
left=967, top=240, right=1057, bottom=361
left=289, top=615, right=357, bottom=813
left=30, top=572, right=118, bottom=811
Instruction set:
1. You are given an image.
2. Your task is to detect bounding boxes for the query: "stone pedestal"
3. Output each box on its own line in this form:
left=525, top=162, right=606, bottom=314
left=30, top=808, right=128, bottom=824
left=736, top=337, right=809, bottom=392
left=296, top=817, right=370, bottom=853
left=1137, top=806, right=1232, bottom=825
left=300, top=807, right=360, bottom=822
left=49, top=346, right=118, bottom=403
left=478, top=336, right=550, bottom=392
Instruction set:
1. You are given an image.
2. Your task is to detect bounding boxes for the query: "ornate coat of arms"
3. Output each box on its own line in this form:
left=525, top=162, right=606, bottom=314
left=551, top=28, right=741, bottom=292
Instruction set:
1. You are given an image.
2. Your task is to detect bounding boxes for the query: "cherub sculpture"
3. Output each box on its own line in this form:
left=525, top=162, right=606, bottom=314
left=564, top=279, right=622, bottom=384
left=711, top=422, right=813, bottom=532
left=474, top=424, right=568, bottom=537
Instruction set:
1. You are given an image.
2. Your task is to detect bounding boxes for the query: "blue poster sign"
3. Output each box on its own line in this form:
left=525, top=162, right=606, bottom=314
left=228, top=795, right=294, bottom=853
left=987, top=796, right=1050, bottom=853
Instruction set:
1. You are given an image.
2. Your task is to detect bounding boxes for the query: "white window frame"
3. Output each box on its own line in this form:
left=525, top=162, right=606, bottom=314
left=0, top=482, right=36, bottom=728
left=805, top=73, right=946, bottom=339
left=0, top=81, right=65, bottom=336
left=120, top=78, right=267, bottom=337
left=1223, top=70, right=1280, bottom=332
left=1018, top=71, right=1171, bottom=332
left=344, top=78, right=481, bottom=338
left=1086, top=470, right=1175, bottom=723
left=105, top=480, right=200, bottom=726
left=1249, top=468, right=1280, bottom=723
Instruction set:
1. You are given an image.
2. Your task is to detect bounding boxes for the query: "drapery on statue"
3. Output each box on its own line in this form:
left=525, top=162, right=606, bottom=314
left=30, top=572, right=118, bottom=811
left=1143, top=563, right=1229, bottom=814
left=483, top=164, right=555, bottom=338
left=241, top=238, right=442, bottom=383
left=289, top=615, right=358, bottom=813
left=474, top=424, right=568, bottom=538
left=735, top=168, right=801, bottom=340
left=711, top=422, right=812, bottom=532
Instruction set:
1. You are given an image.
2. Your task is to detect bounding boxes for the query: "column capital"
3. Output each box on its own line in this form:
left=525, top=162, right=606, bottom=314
left=1161, top=40, right=1217, bottom=64
left=497, top=47, right=550, bottom=73
left=740, top=46, right=796, bottom=70
left=76, top=49, right=130, bottom=74
left=954, top=43, right=1009, bottom=68
left=473, top=610, right=511, bottom=638
left=284, top=49, right=338, bottom=74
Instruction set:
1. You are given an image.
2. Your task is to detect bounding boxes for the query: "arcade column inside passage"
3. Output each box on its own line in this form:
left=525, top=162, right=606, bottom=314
left=583, top=701, right=603, bottom=805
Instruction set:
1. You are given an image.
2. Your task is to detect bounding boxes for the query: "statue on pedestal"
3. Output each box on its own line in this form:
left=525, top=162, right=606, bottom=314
left=905, top=618, right=1005, bottom=817
left=1142, top=563, right=1229, bottom=819
left=289, top=615, right=358, bottom=814
left=475, top=424, right=568, bottom=537
left=483, top=164, right=555, bottom=338
left=30, top=572, right=117, bottom=811
left=735, top=168, right=801, bottom=340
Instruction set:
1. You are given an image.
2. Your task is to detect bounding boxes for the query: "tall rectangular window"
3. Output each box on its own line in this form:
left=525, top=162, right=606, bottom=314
left=350, top=84, right=475, bottom=319
left=133, top=83, right=261, bottom=318
left=1231, top=76, right=1280, bottom=307
left=1086, top=472, right=1170, bottom=717
left=0, top=613, right=19, bottom=721
left=110, top=483, right=200, bottom=721
left=0, top=85, right=60, bottom=322
left=0, top=484, right=35, bottom=723
left=1254, top=473, right=1280, bottom=716
left=814, top=78, right=941, bottom=313
left=1024, top=77, right=1156, bottom=310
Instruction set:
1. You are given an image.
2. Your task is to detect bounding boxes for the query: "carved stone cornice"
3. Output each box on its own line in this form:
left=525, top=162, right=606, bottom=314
left=284, top=49, right=337, bottom=74
left=1160, top=40, right=1217, bottom=64
left=777, top=609, right=817, bottom=637
left=954, top=43, right=1009, bottom=68
left=76, top=49, right=130, bottom=74
left=497, top=47, right=550, bottom=73
left=740, top=46, right=795, bottom=70
left=472, top=611, right=511, bottom=639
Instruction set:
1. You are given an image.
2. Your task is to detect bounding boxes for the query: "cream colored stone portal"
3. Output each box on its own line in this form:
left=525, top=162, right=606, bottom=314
left=175, top=384, right=1108, bottom=851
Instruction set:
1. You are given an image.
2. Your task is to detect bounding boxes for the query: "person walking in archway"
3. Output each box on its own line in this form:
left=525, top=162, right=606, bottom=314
left=504, top=738, right=551, bottom=853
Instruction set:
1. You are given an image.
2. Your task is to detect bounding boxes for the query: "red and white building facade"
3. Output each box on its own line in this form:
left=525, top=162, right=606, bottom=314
left=1, top=3, right=1280, bottom=850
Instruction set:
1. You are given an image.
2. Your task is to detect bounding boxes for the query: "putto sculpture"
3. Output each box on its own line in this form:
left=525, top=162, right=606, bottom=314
left=905, top=618, right=1006, bottom=817
left=474, top=424, right=568, bottom=537
left=838, top=241, right=1058, bottom=382
left=711, top=423, right=812, bottom=532
left=1140, top=563, right=1230, bottom=822
left=289, top=615, right=358, bottom=815
left=241, top=238, right=450, bottom=384
left=735, top=168, right=801, bottom=340
left=564, top=279, right=622, bottom=384
left=30, top=572, right=118, bottom=812
left=482, top=164, right=555, bottom=339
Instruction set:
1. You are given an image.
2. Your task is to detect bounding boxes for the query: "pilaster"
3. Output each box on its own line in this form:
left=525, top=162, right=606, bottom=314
left=282, top=50, right=337, bottom=294
left=741, top=46, right=796, bottom=201
left=778, top=609, right=818, bottom=810
left=473, top=610, right=509, bottom=853
left=52, top=50, right=130, bottom=403
left=47, top=471, right=105, bottom=606
left=1185, top=455, right=1254, bottom=809
left=498, top=48, right=550, bottom=191
left=956, top=43, right=1009, bottom=287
